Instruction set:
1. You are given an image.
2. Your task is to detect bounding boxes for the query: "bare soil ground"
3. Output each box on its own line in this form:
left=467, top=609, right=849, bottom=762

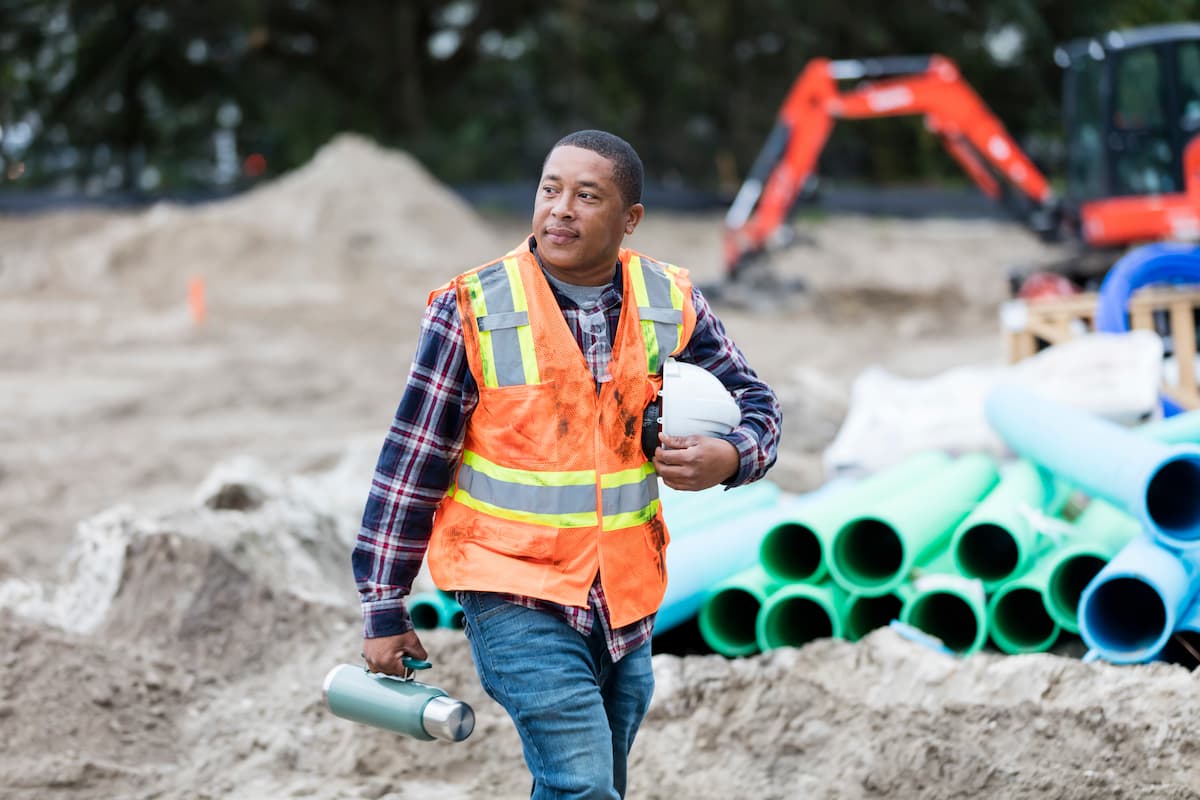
left=1, top=135, right=1195, bottom=799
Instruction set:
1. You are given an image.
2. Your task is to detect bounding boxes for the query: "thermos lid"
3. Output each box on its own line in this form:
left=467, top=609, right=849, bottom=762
left=421, top=695, right=475, bottom=742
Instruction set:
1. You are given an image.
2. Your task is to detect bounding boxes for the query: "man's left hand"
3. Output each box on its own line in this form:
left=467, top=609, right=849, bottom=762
left=653, top=433, right=739, bottom=491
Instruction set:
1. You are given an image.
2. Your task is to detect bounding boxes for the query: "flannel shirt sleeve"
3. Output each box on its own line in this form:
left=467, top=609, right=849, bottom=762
left=675, top=285, right=782, bottom=487
left=352, top=289, right=476, bottom=638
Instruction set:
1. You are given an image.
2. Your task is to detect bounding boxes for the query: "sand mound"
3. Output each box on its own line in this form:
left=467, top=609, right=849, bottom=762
left=0, top=134, right=503, bottom=298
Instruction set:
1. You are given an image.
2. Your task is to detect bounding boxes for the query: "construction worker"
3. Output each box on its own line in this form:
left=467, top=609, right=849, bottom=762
left=354, top=129, right=781, bottom=798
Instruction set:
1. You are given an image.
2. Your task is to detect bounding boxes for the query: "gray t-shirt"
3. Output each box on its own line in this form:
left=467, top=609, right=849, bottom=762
left=542, top=268, right=613, bottom=385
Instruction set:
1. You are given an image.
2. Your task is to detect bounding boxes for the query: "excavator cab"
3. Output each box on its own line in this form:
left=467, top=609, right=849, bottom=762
left=1059, top=24, right=1200, bottom=216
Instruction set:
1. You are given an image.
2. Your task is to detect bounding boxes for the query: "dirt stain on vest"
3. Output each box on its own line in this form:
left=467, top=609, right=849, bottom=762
left=440, top=520, right=474, bottom=564
left=646, top=516, right=667, bottom=580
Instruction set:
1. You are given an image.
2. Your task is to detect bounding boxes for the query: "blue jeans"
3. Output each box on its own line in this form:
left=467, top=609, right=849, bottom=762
left=459, top=592, right=655, bottom=799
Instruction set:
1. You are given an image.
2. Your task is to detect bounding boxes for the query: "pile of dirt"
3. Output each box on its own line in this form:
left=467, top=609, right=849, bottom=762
left=0, top=134, right=498, bottom=301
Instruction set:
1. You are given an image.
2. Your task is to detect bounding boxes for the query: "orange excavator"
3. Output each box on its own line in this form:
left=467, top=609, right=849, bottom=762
left=723, top=23, right=1200, bottom=286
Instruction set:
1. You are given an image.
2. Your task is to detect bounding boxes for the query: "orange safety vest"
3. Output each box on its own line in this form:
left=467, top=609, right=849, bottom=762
left=426, top=239, right=698, bottom=627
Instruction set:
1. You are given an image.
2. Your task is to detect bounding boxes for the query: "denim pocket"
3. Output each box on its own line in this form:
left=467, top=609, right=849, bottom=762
left=463, top=590, right=514, bottom=624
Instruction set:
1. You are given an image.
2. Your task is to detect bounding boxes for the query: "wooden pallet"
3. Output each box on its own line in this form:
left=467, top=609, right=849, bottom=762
left=1001, top=286, right=1200, bottom=409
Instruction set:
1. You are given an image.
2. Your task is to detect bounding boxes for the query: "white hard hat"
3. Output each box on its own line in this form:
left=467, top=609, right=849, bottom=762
left=661, top=358, right=741, bottom=437
left=640, top=358, right=742, bottom=458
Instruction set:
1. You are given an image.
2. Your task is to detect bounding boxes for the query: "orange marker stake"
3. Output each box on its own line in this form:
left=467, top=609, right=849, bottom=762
left=188, top=276, right=206, bottom=325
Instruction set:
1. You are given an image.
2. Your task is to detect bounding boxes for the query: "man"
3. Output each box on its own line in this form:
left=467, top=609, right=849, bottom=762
left=354, top=130, right=780, bottom=798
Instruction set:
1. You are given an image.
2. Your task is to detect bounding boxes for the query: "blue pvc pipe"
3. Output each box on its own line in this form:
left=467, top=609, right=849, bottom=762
left=1095, top=242, right=1200, bottom=332
left=1078, top=535, right=1200, bottom=664
left=660, top=479, right=782, bottom=539
left=657, top=488, right=833, bottom=632
left=985, top=383, right=1200, bottom=550
left=1094, top=243, right=1200, bottom=418
left=1160, top=592, right=1200, bottom=668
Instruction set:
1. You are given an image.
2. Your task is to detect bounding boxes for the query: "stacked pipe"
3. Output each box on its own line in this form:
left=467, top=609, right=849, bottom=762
left=985, top=384, right=1200, bottom=664
left=683, top=392, right=1200, bottom=667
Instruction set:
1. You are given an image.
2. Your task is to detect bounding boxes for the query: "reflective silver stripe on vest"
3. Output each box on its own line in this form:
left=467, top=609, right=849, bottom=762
left=458, top=462, right=597, bottom=515
left=478, top=310, right=529, bottom=331
left=601, top=472, right=660, bottom=515
left=638, top=259, right=682, bottom=358
left=638, top=307, right=683, bottom=324
left=477, top=262, right=527, bottom=387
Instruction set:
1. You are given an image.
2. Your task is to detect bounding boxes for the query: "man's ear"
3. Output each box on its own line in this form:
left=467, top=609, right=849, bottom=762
left=625, top=203, right=645, bottom=235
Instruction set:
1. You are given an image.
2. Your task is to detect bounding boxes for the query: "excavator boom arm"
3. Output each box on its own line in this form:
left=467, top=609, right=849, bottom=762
left=724, top=55, right=1056, bottom=276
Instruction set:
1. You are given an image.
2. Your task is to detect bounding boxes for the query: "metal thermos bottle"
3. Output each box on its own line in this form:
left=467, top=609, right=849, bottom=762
left=323, top=658, right=475, bottom=742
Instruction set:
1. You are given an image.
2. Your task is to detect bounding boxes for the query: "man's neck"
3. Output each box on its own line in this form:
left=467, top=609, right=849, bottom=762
left=532, top=239, right=619, bottom=286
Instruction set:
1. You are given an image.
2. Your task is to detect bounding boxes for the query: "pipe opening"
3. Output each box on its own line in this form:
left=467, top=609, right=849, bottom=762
left=907, top=592, right=979, bottom=653
left=760, top=596, right=834, bottom=649
left=1145, top=456, right=1200, bottom=540
left=834, top=518, right=903, bottom=588
left=993, top=588, right=1056, bottom=649
left=957, top=524, right=1019, bottom=582
left=1082, top=577, right=1168, bottom=655
left=1048, top=555, right=1105, bottom=623
left=761, top=523, right=823, bottom=581
left=1159, top=631, right=1200, bottom=670
left=701, top=588, right=761, bottom=652
left=410, top=603, right=441, bottom=630
left=449, top=609, right=465, bottom=629
left=844, top=593, right=903, bottom=641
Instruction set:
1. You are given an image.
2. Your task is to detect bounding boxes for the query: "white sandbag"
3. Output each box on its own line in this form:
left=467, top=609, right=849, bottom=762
left=823, top=331, right=1164, bottom=477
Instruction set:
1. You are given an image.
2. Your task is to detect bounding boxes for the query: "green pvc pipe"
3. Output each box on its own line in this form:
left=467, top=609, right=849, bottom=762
left=1140, top=409, right=1200, bottom=445
left=759, top=451, right=951, bottom=584
left=410, top=591, right=463, bottom=630
left=698, top=566, right=782, bottom=657
left=1043, top=500, right=1142, bottom=633
left=842, top=586, right=912, bottom=642
left=951, top=460, right=1059, bottom=591
left=900, top=567, right=989, bottom=656
left=755, top=581, right=847, bottom=651
left=987, top=555, right=1060, bottom=654
left=408, top=592, right=446, bottom=630
left=829, top=454, right=1000, bottom=596
left=437, top=590, right=465, bottom=629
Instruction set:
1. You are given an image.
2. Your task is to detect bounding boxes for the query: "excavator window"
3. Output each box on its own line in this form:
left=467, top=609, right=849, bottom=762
left=1178, top=42, right=1200, bottom=133
left=1111, top=46, right=1175, bottom=195
left=1065, top=55, right=1106, bottom=202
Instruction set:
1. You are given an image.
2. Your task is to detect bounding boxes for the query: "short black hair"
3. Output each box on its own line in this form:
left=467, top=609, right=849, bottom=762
left=547, top=129, right=643, bottom=208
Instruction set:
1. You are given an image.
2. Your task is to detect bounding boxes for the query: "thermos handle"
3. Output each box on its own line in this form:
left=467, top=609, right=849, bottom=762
left=361, top=655, right=433, bottom=682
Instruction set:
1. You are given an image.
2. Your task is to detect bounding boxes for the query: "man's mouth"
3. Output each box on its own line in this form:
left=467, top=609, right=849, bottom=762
left=545, top=227, right=578, bottom=244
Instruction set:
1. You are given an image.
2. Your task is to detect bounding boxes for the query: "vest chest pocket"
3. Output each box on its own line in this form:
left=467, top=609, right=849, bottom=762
left=474, top=381, right=562, bottom=469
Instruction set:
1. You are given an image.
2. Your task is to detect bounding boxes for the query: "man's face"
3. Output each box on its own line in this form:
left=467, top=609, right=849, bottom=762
left=532, top=145, right=643, bottom=284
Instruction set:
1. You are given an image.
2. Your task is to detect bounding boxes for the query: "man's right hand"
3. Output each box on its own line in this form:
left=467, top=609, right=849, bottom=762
left=362, top=630, right=429, bottom=676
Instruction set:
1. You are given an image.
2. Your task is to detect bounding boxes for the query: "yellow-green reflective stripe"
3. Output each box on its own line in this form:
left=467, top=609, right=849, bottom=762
left=458, top=462, right=597, bottom=516
left=504, top=258, right=540, bottom=385
left=600, top=463, right=656, bottom=488
left=603, top=498, right=661, bottom=531
left=630, top=257, right=661, bottom=372
left=462, top=450, right=594, bottom=486
left=629, top=255, right=651, bottom=306
left=464, top=273, right=498, bottom=388
left=452, top=487, right=598, bottom=528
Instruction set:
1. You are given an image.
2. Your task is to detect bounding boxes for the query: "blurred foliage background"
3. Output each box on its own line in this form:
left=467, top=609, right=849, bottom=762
left=1, top=0, right=1199, bottom=198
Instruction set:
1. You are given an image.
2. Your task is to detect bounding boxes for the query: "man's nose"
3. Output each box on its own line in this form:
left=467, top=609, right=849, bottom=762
left=552, top=194, right=574, bottom=218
